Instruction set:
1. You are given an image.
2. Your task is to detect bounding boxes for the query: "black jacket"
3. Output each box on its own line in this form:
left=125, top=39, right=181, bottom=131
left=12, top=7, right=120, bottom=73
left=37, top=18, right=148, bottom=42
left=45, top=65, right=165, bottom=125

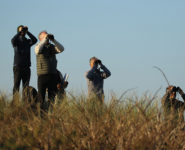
left=162, top=91, right=185, bottom=112
left=11, top=32, right=37, bottom=68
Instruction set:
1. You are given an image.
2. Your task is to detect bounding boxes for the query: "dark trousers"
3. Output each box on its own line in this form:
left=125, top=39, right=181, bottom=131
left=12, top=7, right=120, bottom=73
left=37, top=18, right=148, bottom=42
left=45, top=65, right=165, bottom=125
left=13, top=66, right=31, bottom=94
left=37, top=74, right=57, bottom=110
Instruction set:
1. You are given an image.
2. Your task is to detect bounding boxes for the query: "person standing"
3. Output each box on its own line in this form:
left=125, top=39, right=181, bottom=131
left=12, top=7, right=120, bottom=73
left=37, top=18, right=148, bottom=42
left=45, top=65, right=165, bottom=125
left=85, top=57, right=111, bottom=103
left=35, top=31, right=64, bottom=110
left=11, top=25, right=37, bottom=95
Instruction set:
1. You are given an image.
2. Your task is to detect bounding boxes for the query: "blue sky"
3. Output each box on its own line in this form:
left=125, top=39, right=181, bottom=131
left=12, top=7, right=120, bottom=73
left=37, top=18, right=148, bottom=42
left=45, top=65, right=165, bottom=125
left=0, top=0, right=185, bottom=97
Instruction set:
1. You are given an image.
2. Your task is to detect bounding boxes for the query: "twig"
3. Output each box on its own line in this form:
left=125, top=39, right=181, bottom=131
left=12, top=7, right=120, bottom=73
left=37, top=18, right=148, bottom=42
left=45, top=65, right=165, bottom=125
left=153, top=66, right=170, bottom=86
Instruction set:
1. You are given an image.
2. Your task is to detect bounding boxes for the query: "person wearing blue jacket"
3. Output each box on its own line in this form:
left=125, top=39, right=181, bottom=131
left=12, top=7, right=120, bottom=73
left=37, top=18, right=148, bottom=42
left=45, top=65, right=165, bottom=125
left=85, top=57, right=111, bottom=103
left=11, top=25, right=37, bottom=95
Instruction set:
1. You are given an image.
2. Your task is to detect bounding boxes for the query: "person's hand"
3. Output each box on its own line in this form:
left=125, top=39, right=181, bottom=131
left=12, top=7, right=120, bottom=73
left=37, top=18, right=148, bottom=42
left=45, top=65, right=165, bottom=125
left=166, top=85, right=175, bottom=93
left=20, top=26, right=28, bottom=33
left=94, top=59, right=102, bottom=66
left=47, top=34, right=54, bottom=41
left=24, top=26, right=28, bottom=33
left=97, top=59, right=102, bottom=65
left=63, top=81, right=68, bottom=88
left=57, top=83, right=62, bottom=90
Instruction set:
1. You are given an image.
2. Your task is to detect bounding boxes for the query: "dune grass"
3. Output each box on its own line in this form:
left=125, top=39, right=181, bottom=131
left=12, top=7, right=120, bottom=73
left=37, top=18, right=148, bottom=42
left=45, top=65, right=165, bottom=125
left=0, top=93, right=184, bottom=150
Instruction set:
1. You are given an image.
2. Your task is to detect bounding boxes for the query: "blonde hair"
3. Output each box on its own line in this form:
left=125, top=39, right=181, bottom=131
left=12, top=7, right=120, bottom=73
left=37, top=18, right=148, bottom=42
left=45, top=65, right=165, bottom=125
left=89, top=56, right=98, bottom=63
left=38, top=30, right=47, bottom=40
left=17, top=25, right=24, bottom=33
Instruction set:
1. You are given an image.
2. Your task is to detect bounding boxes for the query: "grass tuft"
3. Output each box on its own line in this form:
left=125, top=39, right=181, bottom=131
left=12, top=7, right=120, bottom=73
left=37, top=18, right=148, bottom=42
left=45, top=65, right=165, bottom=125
left=0, top=93, right=184, bottom=150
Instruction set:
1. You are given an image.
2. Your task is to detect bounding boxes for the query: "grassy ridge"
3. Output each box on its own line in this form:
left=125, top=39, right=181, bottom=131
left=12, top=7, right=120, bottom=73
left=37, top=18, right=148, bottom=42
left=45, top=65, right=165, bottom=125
left=0, top=94, right=185, bottom=150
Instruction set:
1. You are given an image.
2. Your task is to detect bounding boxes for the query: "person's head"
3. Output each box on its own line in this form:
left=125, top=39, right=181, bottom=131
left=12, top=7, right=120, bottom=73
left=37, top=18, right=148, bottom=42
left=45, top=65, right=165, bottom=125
left=167, top=86, right=177, bottom=99
left=89, top=57, right=98, bottom=68
left=57, top=83, right=62, bottom=90
left=17, top=25, right=26, bottom=36
left=38, top=31, right=48, bottom=41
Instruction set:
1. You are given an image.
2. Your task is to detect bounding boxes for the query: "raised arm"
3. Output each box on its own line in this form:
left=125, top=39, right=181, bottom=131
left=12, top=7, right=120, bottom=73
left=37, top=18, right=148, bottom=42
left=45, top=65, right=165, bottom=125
left=178, top=87, right=185, bottom=101
left=52, top=39, right=64, bottom=54
left=100, top=64, right=111, bottom=79
left=35, top=38, right=47, bottom=55
left=11, top=33, right=21, bottom=47
left=27, top=31, right=37, bottom=46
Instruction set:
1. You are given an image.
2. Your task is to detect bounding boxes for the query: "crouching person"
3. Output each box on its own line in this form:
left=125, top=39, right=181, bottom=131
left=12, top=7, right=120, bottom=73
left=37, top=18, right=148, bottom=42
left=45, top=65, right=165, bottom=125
left=85, top=57, right=111, bottom=103
left=23, top=86, right=38, bottom=110
left=162, top=85, right=185, bottom=121
left=35, top=31, right=64, bottom=111
left=55, top=70, right=68, bottom=103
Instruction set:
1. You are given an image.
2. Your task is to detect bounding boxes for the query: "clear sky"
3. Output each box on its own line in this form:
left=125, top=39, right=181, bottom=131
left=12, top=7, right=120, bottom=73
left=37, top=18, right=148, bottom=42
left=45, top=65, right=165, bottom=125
left=0, top=0, right=185, bottom=98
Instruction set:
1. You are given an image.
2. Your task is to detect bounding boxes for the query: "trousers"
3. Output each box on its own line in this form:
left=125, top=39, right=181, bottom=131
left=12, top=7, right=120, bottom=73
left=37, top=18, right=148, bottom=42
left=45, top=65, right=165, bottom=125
left=37, top=74, right=57, bottom=110
left=13, top=66, right=30, bottom=94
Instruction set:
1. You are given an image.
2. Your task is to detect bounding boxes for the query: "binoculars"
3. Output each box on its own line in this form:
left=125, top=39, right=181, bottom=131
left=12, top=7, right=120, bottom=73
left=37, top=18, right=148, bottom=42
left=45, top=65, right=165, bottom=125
left=95, top=59, right=102, bottom=65
left=46, top=34, right=54, bottom=41
left=21, top=27, right=28, bottom=32
left=171, top=86, right=179, bottom=92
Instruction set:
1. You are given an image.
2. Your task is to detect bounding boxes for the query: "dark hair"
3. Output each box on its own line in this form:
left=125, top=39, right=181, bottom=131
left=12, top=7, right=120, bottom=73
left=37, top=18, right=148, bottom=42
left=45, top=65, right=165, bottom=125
left=17, top=25, right=24, bottom=33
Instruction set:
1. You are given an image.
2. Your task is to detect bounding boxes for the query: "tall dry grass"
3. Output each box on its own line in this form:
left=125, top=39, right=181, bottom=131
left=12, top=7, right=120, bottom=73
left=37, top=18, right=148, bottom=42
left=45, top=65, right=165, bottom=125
left=0, top=93, right=184, bottom=150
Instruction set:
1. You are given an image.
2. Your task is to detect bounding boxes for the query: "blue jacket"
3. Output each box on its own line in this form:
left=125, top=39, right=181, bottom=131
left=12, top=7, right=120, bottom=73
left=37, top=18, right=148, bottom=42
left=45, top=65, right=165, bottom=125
left=86, top=64, right=111, bottom=98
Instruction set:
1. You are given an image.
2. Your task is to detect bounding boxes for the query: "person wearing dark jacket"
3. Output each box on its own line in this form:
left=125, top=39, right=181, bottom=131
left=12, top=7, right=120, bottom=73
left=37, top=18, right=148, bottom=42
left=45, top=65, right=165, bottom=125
left=35, top=31, right=64, bottom=110
left=55, top=70, right=68, bottom=102
left=85, top=57, right=111, bottom=103
left=11, top=25, right=37, bottom=95
left=162, top=85, right=185, bottom=120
